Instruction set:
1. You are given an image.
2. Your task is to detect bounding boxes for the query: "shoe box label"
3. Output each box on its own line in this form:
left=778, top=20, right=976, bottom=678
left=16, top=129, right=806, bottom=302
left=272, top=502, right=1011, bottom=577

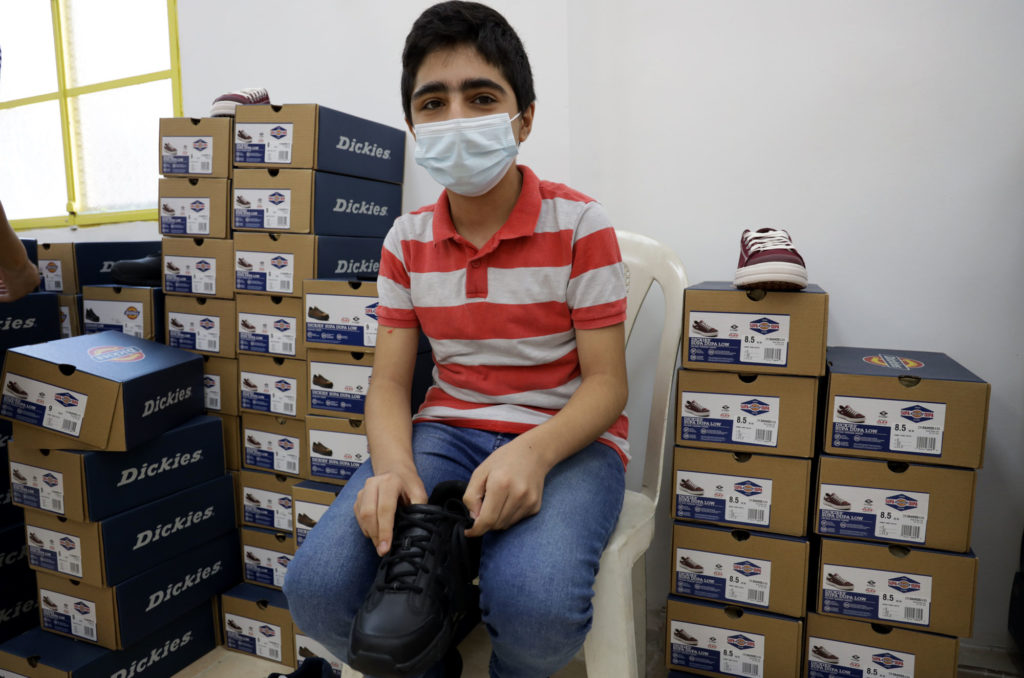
left=234, top=123, right=295, bottom=165
left=675, top=470, right=773, bottom=528
left=244, top=545, right=291, bottom=589
left=28, top=525, right=83, bottom=577
left=240, top=371, right=299, bottom=418
left=668, top=620, right=764, bottom=677
left=675, top=547, right=772, bottom=609
left=160, top=197, right=211, bottom=235
left=226, top=612, right=284, bottom=662
left=305, top=293, right=379, bottom=348
left=294, top=634, right=343, bottom=677
left=83, top=299, right=145, bottom=338
left=687, top=311, right=790, bottom=368
left=807, top=636, right=916, bottom=678
left=680, top=391, right=779, bottom=449
left=821, top=564, right=932, bottom=627
left=818, top=484, right=929, bottom=545
left=239, top=312, right=298, bottom=357
left=10, top=461, right=65, bottom=514
left=243, top=426, right=301, bottom=476
left=59, top=301, right=73, bottom=338
left=243, top=487, right=294, bottom=531
left=204, top=373, right=221, bottom=410
left=831, top=396, right=946, bottom=457
left=161, top=136, right=214, bottom=175
left=294, top=500, right=329, bottom=547
left=39, top=588, right=99, bottom=643
left=164, top=255, right=218, bottom=296
left=236, top=251, right=295, bottom=295
left=2, top=373, right=89, bottom=438
left=234, top=188, right=293, bottom=230
left=39, top=258, right=65, bottom=292
left=309, top=361, right=372, bottom=415
left=308, top=428, right=368, bottom=482
left=169, top=312, right=221, bottom=353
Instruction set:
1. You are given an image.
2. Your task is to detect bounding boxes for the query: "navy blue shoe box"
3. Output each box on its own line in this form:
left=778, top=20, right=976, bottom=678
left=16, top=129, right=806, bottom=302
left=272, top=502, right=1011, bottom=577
left=74, top=242, right=162, bottom=287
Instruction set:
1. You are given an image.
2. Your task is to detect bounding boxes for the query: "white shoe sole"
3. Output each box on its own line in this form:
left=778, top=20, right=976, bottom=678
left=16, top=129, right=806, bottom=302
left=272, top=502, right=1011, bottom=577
left=679, top=564, right=704, bottom=574
left=827, top=582, right=854, bottom=591
left=836, top=413, right=865, bottom=423
left=684, top=408, right=710, bottom=418
left=734, top=262, right=808, bottom=289
left=673, top=636, right=699, bottom=646
left=210, top=100, right=240, bottom=118
left=823, top=502, right=851, bottom=510
left=812, top=654, right=839, bottom=664
left=691, top=328, right=718, bottom=337
left=678, top=487, right=704, bottom=496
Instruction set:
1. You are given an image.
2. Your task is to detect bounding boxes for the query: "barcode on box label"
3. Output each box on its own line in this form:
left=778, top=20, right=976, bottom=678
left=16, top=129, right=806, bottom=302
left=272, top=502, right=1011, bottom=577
left=69, top=562, right=80, bottom=576
left=268, top=648, right=279, bottom=660
left=763, top=348, right=781, bottom=363
left=747, top=589, right=764, bottom=602
left=281, top=343, right=294, bottom=354
left=754, top=429, right=773, bottom=443
left=51, top=498, right=63, bottom=512
left=742, top=663, right=759, bottom=676
left=202, top=282, right=214, bottom=293
left=917, top=437, right=936, bottom=451
left=901, top=525, right=921, bottom=539
left=747, top=509, right=764, bottom=523
left=284, top=460, right=297, bottom=472
left=276, top=217, right=289, bottom=227
left=62, top=420, right=77, bottom=432
left=200, top=162, right=211, bottom=171
left=905, top=607, right=924, bottom=621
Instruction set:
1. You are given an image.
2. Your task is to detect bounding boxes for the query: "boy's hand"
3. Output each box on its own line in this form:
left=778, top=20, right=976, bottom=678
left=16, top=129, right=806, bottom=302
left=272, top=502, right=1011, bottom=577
left=463, top=438, right=550, bottom=537
left=354, top=468, right=428, bottom=557
left=0, top=258, right=39, bottom=302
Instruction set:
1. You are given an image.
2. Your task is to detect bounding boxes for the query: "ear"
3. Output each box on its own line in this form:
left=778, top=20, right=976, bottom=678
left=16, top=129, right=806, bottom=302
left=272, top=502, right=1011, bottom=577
left=516, top=101, right=536, bottom=144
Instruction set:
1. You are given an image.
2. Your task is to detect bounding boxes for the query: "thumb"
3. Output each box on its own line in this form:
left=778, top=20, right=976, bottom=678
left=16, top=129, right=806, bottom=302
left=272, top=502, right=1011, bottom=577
left=462, top=474, right=485, bottom=520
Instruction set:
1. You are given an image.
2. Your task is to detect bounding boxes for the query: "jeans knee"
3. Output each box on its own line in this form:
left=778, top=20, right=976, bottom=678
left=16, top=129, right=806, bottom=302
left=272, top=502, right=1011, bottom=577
left=483, top=580, right=591, bottom=665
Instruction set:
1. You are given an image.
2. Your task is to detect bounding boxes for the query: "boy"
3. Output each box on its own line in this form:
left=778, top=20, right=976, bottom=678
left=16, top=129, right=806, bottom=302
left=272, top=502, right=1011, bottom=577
left=284, top=3, right=628, bottom=676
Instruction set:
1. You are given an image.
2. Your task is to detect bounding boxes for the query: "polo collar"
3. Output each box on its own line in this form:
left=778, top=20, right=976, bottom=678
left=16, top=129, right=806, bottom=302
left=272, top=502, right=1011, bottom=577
left=431, top=165, right=542, bottom=246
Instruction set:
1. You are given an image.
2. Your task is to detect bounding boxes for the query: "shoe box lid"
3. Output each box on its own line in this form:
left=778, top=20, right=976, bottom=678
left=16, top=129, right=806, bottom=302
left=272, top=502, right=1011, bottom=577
left=238, top=354, right=307, bottom=421
left=242, top=412, right=306, bottom=478
left=81, top=285, right=164, bottom=342
left=162, top=235, right=236, bottom=301
left=74, top=242, right=162, bottom=288
left=0, top=332, right=204, bottom=451
left=671, top=447, right=812, bottom=537
left=234, top=103, right=405, bottom=186
left=233, top=232, right=315, bottom=299
left=8, top=414, right=224, bottom=522
left=38, top=243, right=78, bottom=294
left=202, top=355, right=239, bottom=416
left=241, top=525, right=295, bottom=591
left=824, top=346, right=990, bottom=469
left=58, top=294, right=82, bottom=340
left=209, top=412, right=241, bottom=472
left=36, top=530, right=239, bottom=650
left=0, top=600, right=217, bottom=678
left=158, top=177, right=232, bottom=239
left=313, top=235, right=383, bottom=283
left=303, top=279, right=380, bottom=353
left=221, top=582, right=295, bottom=667
left=670, top=522, right=809, bottom=619
left=683, top=281, right=829, bottom=377
left=805, top=612, right=958, bottom=678
left=25, top=473, right=235, bottom=588
left=0, top=292, right=61, bottom=355
left=817, top=537, right=977, bottom=638
left=304, top=414, right=367, bottom=486
left=159, top=117, right=234, bottom=179
left=815, top=453, right=976, bottom=553
left=236, top=293, right=305, bottom=360
left=239, top=468, right=302, bottom=532
left=292, top=478, right=343, bottom=547
left=675, top=369, right=818, bottom=459
left=306, top=348, right=373, bottom=419
left=665, top=594, right=803, bottom=677
left=166, top=295, right=237, bottom=358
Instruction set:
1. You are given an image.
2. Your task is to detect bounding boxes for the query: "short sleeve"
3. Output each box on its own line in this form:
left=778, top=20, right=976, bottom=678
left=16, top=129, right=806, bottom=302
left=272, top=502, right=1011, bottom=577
left=375, top=221, right=419, bottom=329
left=566, top=202, right=627, bottom=330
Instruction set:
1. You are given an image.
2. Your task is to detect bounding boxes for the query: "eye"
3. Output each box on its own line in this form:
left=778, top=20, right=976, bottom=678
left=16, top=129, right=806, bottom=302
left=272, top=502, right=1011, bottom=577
left=420, top=98, right=443, bottom=111
left=471, top=93, right=497, bottom=105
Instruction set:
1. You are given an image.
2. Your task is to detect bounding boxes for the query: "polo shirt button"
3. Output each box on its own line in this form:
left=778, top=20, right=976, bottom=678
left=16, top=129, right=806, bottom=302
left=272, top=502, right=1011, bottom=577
left=470, top=261, right=481, bottom=268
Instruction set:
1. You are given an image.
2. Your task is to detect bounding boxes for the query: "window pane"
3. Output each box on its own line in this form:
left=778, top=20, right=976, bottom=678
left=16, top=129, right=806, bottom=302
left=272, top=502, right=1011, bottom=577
left=0, top=2, right=58, bottom=101
left=73, top=79, right=171, bottom=213
left=0, top=101, right=67, bottom=220
left=65, top=0, right=170, bottom=87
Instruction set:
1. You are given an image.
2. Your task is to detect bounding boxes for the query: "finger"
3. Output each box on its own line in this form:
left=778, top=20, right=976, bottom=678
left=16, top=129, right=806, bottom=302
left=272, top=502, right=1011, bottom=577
left=462, top=470, right=487, bottom=520
left=465, top=487, right=505, bottom=538
left=406, top=480, right=429, bottom=506
left=376, top=488, right=399, bottom=556
left=354, top=485, right=379, bottom=544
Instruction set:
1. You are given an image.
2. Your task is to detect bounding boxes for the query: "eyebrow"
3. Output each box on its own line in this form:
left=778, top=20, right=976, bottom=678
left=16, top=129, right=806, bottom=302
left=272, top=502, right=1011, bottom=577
left=412, top=77, right=508, bottom=100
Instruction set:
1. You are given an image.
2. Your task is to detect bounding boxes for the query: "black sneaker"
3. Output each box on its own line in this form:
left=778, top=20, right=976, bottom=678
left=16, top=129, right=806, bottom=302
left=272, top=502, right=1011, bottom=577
left=348, top=481, right=481, bottom=678
left=85, top=308, right=100, bottom=323
left=111, top=254, right=163, bottom=287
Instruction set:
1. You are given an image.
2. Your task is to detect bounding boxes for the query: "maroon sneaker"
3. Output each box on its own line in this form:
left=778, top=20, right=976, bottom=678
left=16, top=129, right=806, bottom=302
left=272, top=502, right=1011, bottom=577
left=162, top=142, right=177, bottom=154
left=811, top=645, right=840, bottom=664
left=733, top=228, right=808, bottom=290
left=684, top=400, right=710, bottom=418
left=822, top=492, right=851, bottom=510
left=673, top=627, right=699, bottom=646
left=6, top=381, right=27, bottom=397
left=240, top=319, right=257, bottom=332
left=678, top=555, right=704, bottom=573
left=161, top=203, right=175, bottom=214
left=165, top=261, right=180, bottom=273
left=678, top=478, right=704, bottom=496
left=236, top=195, right=251, bottom=208
left=691, top=319, right=718, bottom=337
left=836, top=404, right=866, bottom=423
left=242, top=378, right=259, bottom=391
left=826, top=572, right=855, bottom=591
left=210, top=88, right=270, bottom=118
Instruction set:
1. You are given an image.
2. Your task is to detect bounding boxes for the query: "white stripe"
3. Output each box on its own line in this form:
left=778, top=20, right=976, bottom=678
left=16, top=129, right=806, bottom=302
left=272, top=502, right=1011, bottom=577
left=571, top=203, right=613, bottom=241
left=397, top=211, right=435, bottom=242
left=431, top=332, right=575, bottom=366
left=376, top=276, right=414, bottom=310
left=535, top=196, right=588, bottom=234
left=487, top=265, right=570, bottom=304
left=409, top=270, right=467, bottom=307
left=434, top=374, right=581, bottom=410
left=567, top=262, right=626, bottom=310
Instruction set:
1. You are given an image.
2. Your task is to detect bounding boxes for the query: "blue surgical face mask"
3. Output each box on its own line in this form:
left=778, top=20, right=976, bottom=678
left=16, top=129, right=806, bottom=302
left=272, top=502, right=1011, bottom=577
left=413, top=112, right=522, bottom=197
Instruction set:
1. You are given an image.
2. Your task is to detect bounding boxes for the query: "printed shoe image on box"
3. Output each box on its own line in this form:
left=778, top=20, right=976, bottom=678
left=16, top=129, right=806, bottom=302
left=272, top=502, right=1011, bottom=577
left=733, top=228, right=808, bottom=290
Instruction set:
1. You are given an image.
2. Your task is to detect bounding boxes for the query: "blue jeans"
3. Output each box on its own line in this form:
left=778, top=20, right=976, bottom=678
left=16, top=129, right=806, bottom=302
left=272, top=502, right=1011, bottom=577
left=284, top=422, right=625, bottom=678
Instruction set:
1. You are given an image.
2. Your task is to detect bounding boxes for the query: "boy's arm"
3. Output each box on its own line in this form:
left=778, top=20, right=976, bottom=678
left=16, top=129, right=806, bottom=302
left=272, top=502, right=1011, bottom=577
left=463, top=321, right=628, bottom=536
left=0, top=201, right=40, bottom=302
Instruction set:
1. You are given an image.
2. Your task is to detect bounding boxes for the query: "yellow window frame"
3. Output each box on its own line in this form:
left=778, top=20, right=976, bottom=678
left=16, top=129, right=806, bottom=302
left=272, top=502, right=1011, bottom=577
left=3, top=0, right=183, bottom=231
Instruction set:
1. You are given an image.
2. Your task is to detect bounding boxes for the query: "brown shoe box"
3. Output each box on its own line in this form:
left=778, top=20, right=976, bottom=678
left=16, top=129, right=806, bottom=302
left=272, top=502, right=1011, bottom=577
left=671, top=522, right=809, bottom=619
left=676, top=369, right=818, bottom=458
left=239, top=469, right=302, bottom=532
left=202, top=355, right=239, bottom=416
left=232, top=169, right=314, bottom=234
left=241, top=525, right=295, bottom=591
left=815, top=454, right=976, bottom=553
left=159, top=117, right=233, bottom=179
left=233, top=232, right=315, bottom=299
left=294, top=626, right=345, bottom=675
left=665, top=595, right=803, bottom=677
left=672, top=447, right=812, bottom=537
left=817, top=537, right=978, bottom=638
left=210, top=412, right=242, bottom=472
left=306, top=348, right=374, bottom=419
left=303, top=279, right=381, bottom=352
left=305, top=414, right=368, bottom=485
left=682, top=282, right=829, bottom=377
left=38, top=242, right=78, bottom=293
left=237, top=293, right=305, bottom=359
left=166, top=295, right=236, bottom=357
left=221, top=582, right=295, bottom=667
left=159, top=177, right=231, bottom=238
left=81, top=285, right=163, bottom=342
left=58, top=293, right=81, bottom=338
left=292, top=480, right=342, bottom=546
left=804, top=612, right=958, bottom=678
left=238, top=355, right=307, bottom=420
left=163, top=236, right=236, bottom=300
left=824, top=347, right=990, bottom=469
left=241, top=413, right=306, bottom=478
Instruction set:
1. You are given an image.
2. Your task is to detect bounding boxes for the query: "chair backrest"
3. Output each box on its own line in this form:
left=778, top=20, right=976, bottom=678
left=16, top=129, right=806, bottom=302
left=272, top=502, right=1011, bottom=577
left=616, top=230, right=687, bottom=507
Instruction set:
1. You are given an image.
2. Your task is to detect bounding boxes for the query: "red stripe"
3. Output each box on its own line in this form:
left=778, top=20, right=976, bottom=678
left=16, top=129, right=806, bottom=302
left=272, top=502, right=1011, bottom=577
left=572, top=299, right=627, bottom=328
left=417, top=301, right=571, bottom=340
left=380, top=248, right=410, bottom=287
left=437, top=351, right=580, bottom=397
left=571, top=228, right=622, bottom=277
left=376, top=307, right=419, bottom=328
left=400, top=230, right=573, bottom=273
left=539, top=180, right=595, bottom=204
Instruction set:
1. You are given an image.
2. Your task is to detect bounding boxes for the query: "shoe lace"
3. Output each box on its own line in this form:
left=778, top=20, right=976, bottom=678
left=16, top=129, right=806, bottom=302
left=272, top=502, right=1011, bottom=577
left=377, top=511, right=448, bottom=594
left=237, top=87, right=268, bottom=103
left=743, top=229, right=795, bottom=253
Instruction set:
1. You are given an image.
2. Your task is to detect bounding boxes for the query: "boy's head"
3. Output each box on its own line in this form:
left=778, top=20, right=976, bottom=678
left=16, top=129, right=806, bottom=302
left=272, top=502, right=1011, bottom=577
left=401, top=1, right=535, bottom=123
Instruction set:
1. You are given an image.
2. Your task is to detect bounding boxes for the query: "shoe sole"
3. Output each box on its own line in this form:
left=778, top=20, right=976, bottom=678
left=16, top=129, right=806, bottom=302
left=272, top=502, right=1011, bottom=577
left=673, top=636, right=699, bottom=646
left=684, top=408, right=710, bottom=417
left=691, top=329, right=718, bottom=337
left=679, top=565, right=704, bottom=573
left=827, top=582, right=854, bottom=591
left=823, top=501, right=851, bottom=510
left=350, top=616, right=456, bottom=678
left=812, top=653, right=839, bottom=664
left=734, top=262, right=808, bottom=290
left=678, top=488, right=704, bottom=496
left=836, top=413, right=866, bottom=423
left=210, top=101, right=240, bottom=118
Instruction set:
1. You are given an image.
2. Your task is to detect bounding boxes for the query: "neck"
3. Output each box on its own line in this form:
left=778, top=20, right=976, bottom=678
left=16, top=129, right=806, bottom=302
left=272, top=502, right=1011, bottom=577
left=447, top=165, right=523, bottom=249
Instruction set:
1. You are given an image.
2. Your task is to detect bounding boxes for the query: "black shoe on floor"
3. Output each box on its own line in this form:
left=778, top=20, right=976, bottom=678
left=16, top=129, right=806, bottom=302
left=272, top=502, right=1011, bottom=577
left=267, top=657, right=334, bottom=678
left=111, top=253, right=162, bottom=287
left=348, top=480, right=480, bottom=678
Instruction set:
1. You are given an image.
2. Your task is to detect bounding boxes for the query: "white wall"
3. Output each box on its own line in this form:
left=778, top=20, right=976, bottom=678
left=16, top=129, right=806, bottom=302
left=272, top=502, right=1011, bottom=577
left=173, top=0, right=1024, bottom=654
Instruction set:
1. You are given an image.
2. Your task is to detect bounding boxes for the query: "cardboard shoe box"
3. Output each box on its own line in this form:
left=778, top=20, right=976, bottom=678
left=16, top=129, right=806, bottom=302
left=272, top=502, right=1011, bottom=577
left=683, top=282, right=829, bottom=377
left=239, top=469, right=302, bottom=531
left=58, top=293, right=82, bottom=339
left=162, top=236, right=236, bottom=300
left=82, top=285, right=164, bottom=341
left=304, top=279, right=380, bottom=352
left=315, top=235, right=383, bottom=282
left=237, top=293, right=305, bottom=359
left=234, top=232, right=315, bottom=298
left=239, top=355, right=307, bottom=420
left=817, top=537, right=978, bottom=637
left=241, top=526, right=295, bottom=590
left=305, top=414, right=368, bottom=485
left=307, top=349, right=373, bottom=418
left=671, top=523, right=809, bottom=618
left=38, top=242, right=78, bottom=293
left=815, top=454, right=976, bottom=552
left=159, top=117, right=233, bottom=178
left=672, top=447, right=812, bottom=537
left=166, top=295, right=236, bottom=357
left=203, top=355, right=239, bottom=415
left=294, top=627, right=345, bottom=677
left=242, top=413, right=305, bottom=477
left=74, top=242, right=161, bottom=288
left=0, top=332, right=204, bottom=451
left=211, top=412, right=241, bottom=472
left=222, top=582, right=295, bottom=667
left=805, top=612, right=958, bottom=678
left=676, top=370, right=818, bottom=458
left=824, top=347, right=990, bottom=469
left=159, top=177, right=231, bottom=238
left=665, top=595, right=803, bottom=677
left=292, top=480, right=342, bottom=547
left=0, top=292, right=61, bottom=353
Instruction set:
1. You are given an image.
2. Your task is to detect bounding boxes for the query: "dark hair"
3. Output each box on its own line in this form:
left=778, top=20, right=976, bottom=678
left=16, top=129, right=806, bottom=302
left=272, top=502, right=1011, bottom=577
left=401, top=1, right=535, bottom=122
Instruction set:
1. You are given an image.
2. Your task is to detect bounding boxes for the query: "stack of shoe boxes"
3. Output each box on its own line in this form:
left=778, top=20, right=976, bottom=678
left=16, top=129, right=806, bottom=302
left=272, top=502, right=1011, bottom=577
left=36, top=242, right=80, bottom=338
left=76, top=239, right=164, bottom=340
left=805, top=347, right=988, bottom=676
left=666, top=282, right=829, bottom=677
left=0, top=332, right=239, bottom=676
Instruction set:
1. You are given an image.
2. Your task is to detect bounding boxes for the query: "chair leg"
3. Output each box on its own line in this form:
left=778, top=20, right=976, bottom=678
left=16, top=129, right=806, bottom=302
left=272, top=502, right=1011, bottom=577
left=583, top=552, right=643, bottom=678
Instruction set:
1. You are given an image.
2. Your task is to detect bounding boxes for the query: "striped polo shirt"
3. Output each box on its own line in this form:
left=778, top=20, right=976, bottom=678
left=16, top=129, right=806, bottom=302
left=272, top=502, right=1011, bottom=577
left=377, top=165, right=630, bottom=463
